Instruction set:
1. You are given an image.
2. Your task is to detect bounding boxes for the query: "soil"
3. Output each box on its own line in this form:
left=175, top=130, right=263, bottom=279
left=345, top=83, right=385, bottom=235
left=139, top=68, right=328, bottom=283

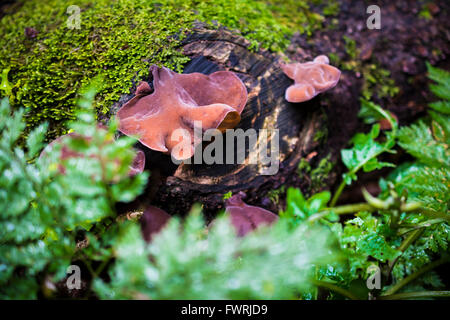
left=286, top=0, right=450, bottom=204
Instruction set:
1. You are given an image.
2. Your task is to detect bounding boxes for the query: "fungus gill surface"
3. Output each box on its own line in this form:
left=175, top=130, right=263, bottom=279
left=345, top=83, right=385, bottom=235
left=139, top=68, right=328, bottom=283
left=116, top=65, right=248, bottom=160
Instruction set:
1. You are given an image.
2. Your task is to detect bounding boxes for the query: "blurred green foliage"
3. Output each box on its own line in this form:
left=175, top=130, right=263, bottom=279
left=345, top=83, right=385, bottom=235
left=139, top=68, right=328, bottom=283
left=95, top=206, right=338, bottom=299
left=0, top=85, right=148, bottom=299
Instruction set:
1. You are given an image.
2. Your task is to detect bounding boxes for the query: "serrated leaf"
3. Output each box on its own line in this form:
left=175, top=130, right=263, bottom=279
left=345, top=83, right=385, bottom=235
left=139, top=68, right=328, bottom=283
left=429, top=101, right=450, bottom=115
left=398, top=121, right=449, bottom=167
left=426, top=62, right=450, bottom=86
left=26, top=123, right=48, bottom=159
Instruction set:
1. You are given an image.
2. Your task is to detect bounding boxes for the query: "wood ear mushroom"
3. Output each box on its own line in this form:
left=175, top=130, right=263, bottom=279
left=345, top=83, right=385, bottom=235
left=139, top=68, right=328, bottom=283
left=281, top=55, right=341, bottom=103
left=225, top=192, right=278, bottom=237
left=117, top=65, right=248, bottom=161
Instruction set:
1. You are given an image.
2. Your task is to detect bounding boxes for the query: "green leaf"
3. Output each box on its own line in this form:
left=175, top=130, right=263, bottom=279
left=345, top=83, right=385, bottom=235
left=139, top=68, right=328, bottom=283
left=426, top=62, right=450, bottom=87
left=0, top=83, right=147, bottom=299
left=426, top=62, right=450, bottom=103
left=281, top=188, right=330, bottom=223
left=341, top=124, right=394, bottom=177
left=26, top=123, right=48, bottom=159
left=429, top=101, right=450, bottom=115
left=111, top=172, right=149, bottom=203
left=398, top=121, right=449, bottom=167
left=358, top=99, right=385, bottom=124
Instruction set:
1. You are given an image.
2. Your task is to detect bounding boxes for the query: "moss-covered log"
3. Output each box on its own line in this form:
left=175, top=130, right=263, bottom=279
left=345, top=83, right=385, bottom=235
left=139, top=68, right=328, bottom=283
left=112, top=27, right=328, bottom=216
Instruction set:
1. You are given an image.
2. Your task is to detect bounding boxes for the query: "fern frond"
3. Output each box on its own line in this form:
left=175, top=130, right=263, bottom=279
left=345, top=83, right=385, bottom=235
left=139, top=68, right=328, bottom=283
left=426, top=62, right=450, bottom=87
left=398, top=122, right=449, bottom=167
left=429, top=101, right=450, bottom=115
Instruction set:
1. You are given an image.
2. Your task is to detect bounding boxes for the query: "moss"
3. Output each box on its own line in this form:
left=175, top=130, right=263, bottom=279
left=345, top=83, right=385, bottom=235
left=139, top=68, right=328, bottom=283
left=313, top=129, right=328, bottom=144
left=0, top=0, right=334, bottom=139
left=313, top=112, right=328, bottom=143
left=297, top=154, right=334, bottom=194
left=267, top=186, right=286, bottom=206
left=0, top=68, right=13, bottom=97
left=338, top=35, right=399, bottom=101
left=1, top=0, right=193, bottom=139
left=360, top=64, right=400, bottom=100
left=418, top=2, right=433, bottom=20
left=222, top=191, right=232, bottom=200
left=321, top=1, right=340, bottom=17
left=343, top=35, right=358, bottom=61
left=310, top=155, right=334, bottom=190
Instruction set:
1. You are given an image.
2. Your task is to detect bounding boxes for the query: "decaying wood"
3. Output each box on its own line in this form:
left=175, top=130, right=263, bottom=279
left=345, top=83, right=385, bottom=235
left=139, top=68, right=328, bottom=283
left=113, top=27, right=327, bottom=217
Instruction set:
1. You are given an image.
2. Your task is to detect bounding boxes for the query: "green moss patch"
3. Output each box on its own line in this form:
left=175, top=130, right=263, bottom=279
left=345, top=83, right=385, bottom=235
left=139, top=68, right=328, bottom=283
left=297, top=154, right=334, bottom=194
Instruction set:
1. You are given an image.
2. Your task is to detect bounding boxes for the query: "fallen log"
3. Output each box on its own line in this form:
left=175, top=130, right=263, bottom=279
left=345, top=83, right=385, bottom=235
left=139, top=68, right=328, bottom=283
left=112, top=27, right=329, bottom=217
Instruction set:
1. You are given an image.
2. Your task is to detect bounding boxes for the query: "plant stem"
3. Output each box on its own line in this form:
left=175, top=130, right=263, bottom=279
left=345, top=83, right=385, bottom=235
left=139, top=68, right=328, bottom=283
left=330, top=102, right=397, bottom=207
left=397, top=229, right=424, bottom=253
left=94, top=257, right=111, bottom=278
left=386, top=229, right=424, bottom=277
left=307, top=203, right=376, bottom=223
left=331, top=203, right=376, bottom=214
left=330, top=180, right=346, bottom=207
left=383, top=256, right=450, bottom=296
left=81, top=255, right=97, bottom=278
left=311, top=280, right=360, bottom=300
left=418, top=207, right=450, bottom=222
left=379, top=291, right=450, bottom=300
left=398, top=218, right=444, bottom=236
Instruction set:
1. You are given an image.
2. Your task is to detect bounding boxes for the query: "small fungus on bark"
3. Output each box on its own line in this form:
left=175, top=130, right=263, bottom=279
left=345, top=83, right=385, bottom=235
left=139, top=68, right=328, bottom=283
left=116, top=65, right=248, bottom=161
left=281, top=55, right=341, bottom=103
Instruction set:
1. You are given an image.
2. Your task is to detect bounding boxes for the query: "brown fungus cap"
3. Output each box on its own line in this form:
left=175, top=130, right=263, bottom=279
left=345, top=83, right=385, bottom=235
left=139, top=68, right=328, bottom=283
left=281, top=55, right=341, bottom=103
left=225, top=192, right=278, bottom=237
left=128, top=149, right=146, bottom=176
left=140, top=205, right=172, bottom=243
left=117, top=65, right=248, bottom=161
